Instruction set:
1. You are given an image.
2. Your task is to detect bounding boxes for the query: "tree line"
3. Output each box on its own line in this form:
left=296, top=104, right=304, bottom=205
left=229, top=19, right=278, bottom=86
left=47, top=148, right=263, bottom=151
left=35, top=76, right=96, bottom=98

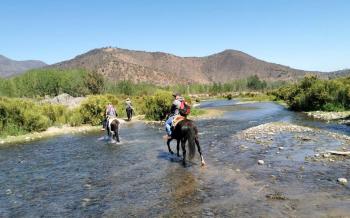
left=0, top=68, right=282, bottom=98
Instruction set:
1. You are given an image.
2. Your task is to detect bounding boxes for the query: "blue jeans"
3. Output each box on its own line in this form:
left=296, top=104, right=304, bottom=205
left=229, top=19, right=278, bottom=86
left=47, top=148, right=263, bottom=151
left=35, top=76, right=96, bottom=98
left=165, top=116, right=174, bottom=136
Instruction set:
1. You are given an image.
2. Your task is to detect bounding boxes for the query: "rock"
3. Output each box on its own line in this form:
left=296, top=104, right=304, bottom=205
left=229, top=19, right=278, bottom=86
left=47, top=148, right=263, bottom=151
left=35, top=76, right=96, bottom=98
left=258, top=160, right=265, bottom=165
left=5, top=189, right=12, bottom=195
left=0, top=140, right=4, bottom=144
left=25, top=137, right=30, bottom=141
left=278, top=147, right=284, bottom=150
left=84, top=184, right=92, bottom=189
left=239, top=145, right=248, bottom=150
left=301, top=137, right=311, bottom=141
left=276, top=151, right=280, bottom=154
left=299, top=166, right=305, bottom=171
left=337, top=178, right=348, bottom=185
left=236, top=168, right=240, bottom=172
left=314, top=153, right=320, bottom=158
left=323, top=153, right=331, bottom=158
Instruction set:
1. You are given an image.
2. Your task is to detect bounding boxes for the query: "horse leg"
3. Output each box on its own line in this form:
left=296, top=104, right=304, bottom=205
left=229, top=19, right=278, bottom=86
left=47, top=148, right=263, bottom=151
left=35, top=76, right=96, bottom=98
left=176, top=139, right=180, bottom=157
left=181, top=139, right=187, bottom=167
left=167, top=139, right=174, bottom=154
left=107, top=127, right=111, bottom=139
left=116, top=125, right=120, bottom=142
left=195, top=137, right=205, bottom=166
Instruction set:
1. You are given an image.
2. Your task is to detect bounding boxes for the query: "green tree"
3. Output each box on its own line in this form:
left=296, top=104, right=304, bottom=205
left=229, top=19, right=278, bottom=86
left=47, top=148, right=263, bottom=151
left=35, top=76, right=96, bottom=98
left=247, top=75, right=267, bottom=90
left=84, top=71, right=105, bottom=94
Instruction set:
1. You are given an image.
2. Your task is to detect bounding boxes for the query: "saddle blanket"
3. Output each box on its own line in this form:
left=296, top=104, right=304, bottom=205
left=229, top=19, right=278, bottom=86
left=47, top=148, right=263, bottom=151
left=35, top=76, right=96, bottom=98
left=172, top=115, right=185, bottom=128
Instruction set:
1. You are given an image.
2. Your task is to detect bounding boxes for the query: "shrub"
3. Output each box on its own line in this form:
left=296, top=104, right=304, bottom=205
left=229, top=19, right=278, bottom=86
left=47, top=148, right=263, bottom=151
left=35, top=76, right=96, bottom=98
left=144, top=91, right=173, bottom=120
left=84, top=71, right=105, bottom=94
left=272, top=75, right=350, bottom=111
left=22, top=111, right=50, bottom=132
left=68, top=109, right=84, bottom=126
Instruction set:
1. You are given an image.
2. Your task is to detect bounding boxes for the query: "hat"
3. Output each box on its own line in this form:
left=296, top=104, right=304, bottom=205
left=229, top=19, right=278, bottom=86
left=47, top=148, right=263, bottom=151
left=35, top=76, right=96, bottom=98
left=172, top=92, right=180, bottom=97
left=126, top=98, right=130, bottom=101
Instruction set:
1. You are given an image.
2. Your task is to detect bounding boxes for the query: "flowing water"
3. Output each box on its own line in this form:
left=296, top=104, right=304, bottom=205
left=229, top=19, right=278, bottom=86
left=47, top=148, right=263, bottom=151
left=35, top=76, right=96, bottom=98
left=1, top=100, right=350, bottom=217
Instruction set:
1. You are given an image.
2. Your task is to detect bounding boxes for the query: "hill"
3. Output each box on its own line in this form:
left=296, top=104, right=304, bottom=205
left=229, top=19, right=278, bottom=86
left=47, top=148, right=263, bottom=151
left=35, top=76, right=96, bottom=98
left=0, top=55, right=47, bottom=77
left=51, top=47, right=319, bottom=85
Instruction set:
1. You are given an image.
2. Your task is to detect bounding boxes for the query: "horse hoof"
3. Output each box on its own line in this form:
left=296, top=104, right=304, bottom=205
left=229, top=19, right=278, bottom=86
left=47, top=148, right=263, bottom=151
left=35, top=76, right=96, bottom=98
left=169, top=151, right=174, bottom=155
left=201, top=161, right=206, bottom=167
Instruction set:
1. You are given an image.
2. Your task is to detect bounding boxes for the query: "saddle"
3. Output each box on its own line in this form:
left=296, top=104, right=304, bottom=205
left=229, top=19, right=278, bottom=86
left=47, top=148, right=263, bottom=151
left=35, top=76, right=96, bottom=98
left=172, top=115, right=185, bottom=128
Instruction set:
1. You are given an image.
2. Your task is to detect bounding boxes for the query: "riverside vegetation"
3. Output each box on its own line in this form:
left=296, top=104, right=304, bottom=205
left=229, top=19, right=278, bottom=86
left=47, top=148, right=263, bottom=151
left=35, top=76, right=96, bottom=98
left=272, top=75, right=350, bottom=111
left=1, top=69, right=349, bottom=137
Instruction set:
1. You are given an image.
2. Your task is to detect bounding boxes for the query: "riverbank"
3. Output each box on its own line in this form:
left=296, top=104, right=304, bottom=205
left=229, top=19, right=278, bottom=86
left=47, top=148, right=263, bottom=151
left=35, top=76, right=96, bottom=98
left=305, top=111, right=350, bottom=124
left=0, top=125, right=100, bottom=145
left=0, top=107, right=221, bottom=145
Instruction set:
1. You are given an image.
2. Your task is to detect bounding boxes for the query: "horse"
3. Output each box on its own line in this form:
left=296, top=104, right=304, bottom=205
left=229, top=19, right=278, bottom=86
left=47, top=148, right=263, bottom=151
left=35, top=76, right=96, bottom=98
left=106, top=118, right=120, bottom=143
left=166, top=119, right=205, bottom=167
left=126, top=107, right=133, bottom=121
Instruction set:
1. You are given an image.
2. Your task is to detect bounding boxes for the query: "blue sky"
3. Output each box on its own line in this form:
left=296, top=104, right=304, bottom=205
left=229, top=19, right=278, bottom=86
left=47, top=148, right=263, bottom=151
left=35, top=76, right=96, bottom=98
left=0, top=0, right=349, bottom=71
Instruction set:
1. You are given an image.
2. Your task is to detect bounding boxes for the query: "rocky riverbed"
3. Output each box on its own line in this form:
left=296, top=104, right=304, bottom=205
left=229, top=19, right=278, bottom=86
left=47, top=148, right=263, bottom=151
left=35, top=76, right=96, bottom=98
left=305, top=111, right=350, bottom=125
left=236, top=122, right=350, bottom=160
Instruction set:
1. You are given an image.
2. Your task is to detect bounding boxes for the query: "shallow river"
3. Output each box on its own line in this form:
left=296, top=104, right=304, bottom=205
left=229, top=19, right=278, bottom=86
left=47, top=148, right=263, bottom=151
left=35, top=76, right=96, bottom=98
left=1, top=100, right=349, bottom=217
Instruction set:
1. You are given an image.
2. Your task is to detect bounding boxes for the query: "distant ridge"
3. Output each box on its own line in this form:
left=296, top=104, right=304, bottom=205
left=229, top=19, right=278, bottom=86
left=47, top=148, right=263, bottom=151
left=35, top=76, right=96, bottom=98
left=0, top=55, right=47, bottom=77
left=50, top=47, right=322, bottom=85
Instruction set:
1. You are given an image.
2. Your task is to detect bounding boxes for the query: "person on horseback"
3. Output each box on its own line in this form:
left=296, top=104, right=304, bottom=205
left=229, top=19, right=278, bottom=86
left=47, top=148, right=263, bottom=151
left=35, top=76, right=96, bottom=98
left=101, top=103, right=118, bottom=131
left=164, top=92, right=183, bottom=139
left=125, top=97, right=133, bottom=121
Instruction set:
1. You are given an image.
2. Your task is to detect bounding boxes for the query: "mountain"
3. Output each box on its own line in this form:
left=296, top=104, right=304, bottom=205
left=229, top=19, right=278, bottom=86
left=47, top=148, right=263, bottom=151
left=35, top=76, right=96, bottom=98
left=50, top=47, right=319, bottom=85
left=0, top=55, right=47, bottom=77
left=324, top=69, right=350, bottom=79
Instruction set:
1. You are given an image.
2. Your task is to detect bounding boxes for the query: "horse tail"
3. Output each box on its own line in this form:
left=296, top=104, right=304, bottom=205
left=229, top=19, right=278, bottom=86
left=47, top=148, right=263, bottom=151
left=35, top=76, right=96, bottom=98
left=182, top=123, right=196, bottom=159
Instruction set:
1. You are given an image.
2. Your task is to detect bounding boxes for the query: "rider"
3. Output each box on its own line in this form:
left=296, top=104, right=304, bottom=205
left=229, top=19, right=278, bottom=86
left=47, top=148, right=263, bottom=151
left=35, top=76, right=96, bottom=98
left=164, top=92, right=183, bottom=139
left=125, top=97, right=133, bottom=111
left=125, top=97, right=133, bottom=120
left=101, top=103, right=118, bottom=131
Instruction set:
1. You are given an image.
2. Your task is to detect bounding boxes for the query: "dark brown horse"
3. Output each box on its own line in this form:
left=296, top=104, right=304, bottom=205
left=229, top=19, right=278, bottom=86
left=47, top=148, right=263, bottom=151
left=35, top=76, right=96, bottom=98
left=166, top=119, right=205, bottom=167
left=107, top=118, right=120, bottom=143
left=126, top=107, right=133, bottom=121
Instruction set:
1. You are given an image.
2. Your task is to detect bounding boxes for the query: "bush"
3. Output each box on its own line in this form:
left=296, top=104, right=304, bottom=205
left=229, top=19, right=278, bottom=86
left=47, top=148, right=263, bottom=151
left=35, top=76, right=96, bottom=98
left=225, top=93, right=233, bottom=100
left=84, top=71, right=105, bottom=94
left=68, top=110, right=84, bottom=126
left=0, top=97, right=51, bottom=135
left=144, top=91, right=173, bottom=120
left=247, top=75, right=267, bottom=90
left=272, top=75, right=350, bottom=111
left=22, top=111, right=50, bottom=132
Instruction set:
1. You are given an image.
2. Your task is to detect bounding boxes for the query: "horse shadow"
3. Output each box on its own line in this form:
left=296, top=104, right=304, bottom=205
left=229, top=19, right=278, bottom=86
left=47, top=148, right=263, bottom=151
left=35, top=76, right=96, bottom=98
left=157, top=149, right=196, bottom=167
left=157, top=149, right=182, bottom=163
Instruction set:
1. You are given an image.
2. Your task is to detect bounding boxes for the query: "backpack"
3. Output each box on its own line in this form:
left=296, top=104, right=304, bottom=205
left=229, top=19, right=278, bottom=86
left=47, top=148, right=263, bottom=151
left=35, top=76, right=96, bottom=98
left=179, top=100, right=191, bottom=116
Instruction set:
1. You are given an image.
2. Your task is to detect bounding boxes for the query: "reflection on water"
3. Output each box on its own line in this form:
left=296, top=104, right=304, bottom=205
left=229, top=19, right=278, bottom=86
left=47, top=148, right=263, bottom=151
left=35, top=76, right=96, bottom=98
left=0, top=100, right=349, bottom=217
